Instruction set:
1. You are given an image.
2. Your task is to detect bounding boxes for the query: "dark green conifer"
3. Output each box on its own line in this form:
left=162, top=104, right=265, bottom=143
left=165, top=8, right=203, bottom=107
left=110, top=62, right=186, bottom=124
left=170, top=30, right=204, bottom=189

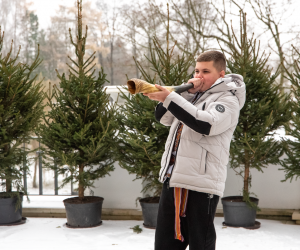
left=225, top=12, right=292, bottom=207
left=115, top=6, right=195, bottom=196
left=280, top=47, right=300, bottom=182
left=0, top=26, right=44, bottom=197
left=38, top=0, right=118, bottom=199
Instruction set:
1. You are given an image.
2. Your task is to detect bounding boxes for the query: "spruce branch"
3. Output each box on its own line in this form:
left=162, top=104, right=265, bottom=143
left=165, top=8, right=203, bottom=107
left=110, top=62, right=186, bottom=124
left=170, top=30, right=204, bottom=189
left=83, top=51, right=96, bottom=68
left=68, top=28, right=76, bottom=47
left=84, top=63, right=96, bottom=74
left=66, top=63, right=79, bottom=75
left=67, top=56, right=79, bottom=68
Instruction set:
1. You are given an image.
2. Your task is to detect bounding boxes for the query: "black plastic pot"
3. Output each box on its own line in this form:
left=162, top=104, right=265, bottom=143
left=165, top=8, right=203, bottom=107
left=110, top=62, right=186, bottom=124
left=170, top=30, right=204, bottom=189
left=0, top=192, right=23, bottom=225
left=139, top=197, right=159, bottom=229
left=63, top=196, right=104, bottom=228
left=221, top=196, right=259, bottom=227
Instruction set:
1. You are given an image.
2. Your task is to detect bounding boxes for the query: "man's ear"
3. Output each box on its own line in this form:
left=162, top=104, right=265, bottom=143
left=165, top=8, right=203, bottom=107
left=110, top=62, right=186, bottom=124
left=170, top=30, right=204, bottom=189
left=220, top=70, right=225, bottom=78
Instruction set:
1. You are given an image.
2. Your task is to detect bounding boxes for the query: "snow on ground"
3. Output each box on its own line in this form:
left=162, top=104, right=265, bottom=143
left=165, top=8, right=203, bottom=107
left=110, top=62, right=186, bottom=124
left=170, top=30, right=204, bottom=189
left=23, top=195, right=72, bottom=208
left=0, top=218, right=299, bottom=250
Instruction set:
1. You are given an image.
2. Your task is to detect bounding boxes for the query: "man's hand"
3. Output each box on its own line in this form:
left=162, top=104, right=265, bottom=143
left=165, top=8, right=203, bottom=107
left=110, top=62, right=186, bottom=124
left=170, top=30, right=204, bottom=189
left=143, top=84, right=171, bottom=102
left=187, top=78, right=204, bottom=93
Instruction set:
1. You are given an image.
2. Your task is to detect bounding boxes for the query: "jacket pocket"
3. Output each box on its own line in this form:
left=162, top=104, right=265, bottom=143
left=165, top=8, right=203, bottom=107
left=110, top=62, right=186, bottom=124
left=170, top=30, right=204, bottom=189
left=200, top=149, right=207, bottom=175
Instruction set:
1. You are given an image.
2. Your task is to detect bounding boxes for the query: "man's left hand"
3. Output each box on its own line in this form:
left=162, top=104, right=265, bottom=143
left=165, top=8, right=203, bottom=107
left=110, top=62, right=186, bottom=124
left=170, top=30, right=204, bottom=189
left=143, top=84, right=171, bottom=102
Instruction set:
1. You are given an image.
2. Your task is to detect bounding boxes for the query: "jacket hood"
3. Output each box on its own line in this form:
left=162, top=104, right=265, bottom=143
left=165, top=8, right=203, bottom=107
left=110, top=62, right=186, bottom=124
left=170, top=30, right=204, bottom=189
left=209, top=74, right=246, bottom=110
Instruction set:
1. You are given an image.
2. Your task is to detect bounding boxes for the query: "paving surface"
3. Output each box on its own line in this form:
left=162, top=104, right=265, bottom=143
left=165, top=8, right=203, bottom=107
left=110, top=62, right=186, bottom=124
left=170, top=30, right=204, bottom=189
left=0, top=217, right=300, bottom=250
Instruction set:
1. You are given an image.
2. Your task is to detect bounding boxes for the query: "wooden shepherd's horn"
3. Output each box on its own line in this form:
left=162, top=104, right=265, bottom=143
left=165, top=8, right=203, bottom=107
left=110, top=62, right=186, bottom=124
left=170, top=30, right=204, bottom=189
left=127, top=78, right=194, bottom=94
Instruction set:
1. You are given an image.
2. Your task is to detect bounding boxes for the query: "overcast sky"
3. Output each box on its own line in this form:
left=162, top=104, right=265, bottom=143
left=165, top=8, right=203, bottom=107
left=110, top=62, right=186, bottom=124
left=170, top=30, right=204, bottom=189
left=22, top=0, right=300, bottom=57
left=28, top=0, right=72, bottom=29
left=28, top=0, right=299, bottom=32
left=28, top=0, right=149, bottom=30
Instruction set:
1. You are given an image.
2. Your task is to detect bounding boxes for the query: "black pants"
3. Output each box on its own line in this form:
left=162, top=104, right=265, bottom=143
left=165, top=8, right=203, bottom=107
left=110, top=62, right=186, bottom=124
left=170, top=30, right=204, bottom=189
left=155, top=179, right=219, bottom=250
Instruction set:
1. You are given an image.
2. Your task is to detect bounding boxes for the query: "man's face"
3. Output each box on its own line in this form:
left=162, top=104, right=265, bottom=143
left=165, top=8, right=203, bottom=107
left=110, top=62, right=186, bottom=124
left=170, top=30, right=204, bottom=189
left=194, top=61, right=225, bottom=92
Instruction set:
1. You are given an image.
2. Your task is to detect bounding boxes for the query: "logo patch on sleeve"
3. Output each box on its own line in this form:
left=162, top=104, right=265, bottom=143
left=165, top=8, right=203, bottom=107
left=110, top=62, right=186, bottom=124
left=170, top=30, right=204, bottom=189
left=215, top=104, right=225, bottom=113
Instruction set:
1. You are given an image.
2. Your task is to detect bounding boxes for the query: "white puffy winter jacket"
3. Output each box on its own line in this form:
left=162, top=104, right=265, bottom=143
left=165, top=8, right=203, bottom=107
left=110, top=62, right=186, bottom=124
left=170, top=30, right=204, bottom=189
left=155, top=74, right=246, bottom=197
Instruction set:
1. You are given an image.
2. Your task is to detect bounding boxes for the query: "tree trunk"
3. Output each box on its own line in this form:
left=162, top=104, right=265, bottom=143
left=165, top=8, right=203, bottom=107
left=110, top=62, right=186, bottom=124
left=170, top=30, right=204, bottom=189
left=244, top=164, right=250, bottom=193
left=32, top=157, right=38, bottom=188
left=98, top=51, right=103, bottom=69
left=243, top=150, right=250, bottom=200
left=78, top=164, right=84, bottom=199
left=14, top=0, right=17, bottom=55
left=110, top=41, right=114, bottom=85
left=4, top=144, right=12, bottom=192
left=132, top=21, right=139, bottom=78
left=147, top=36, right=151, bottom=74
left=133, top=39, right=138, bottom=78
left=6, top=178, right=12, bottom=193
left=279, top=46, right=285, bottom=92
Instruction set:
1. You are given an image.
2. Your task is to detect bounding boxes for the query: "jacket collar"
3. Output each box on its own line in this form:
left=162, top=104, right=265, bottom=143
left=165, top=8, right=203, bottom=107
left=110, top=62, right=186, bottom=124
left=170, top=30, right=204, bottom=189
left=194, top=74, right=246, bottom=110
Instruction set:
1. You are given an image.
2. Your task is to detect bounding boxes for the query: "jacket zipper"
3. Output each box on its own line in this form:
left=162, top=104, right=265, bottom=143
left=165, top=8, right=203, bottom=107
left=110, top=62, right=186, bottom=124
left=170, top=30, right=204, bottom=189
left=159, top=123, right=179, bottom=180
left=194, top=81, right=224, bottom=106
left=167, top=136, right=181, bottom=189
left=205, top=150, right=207, bottom=173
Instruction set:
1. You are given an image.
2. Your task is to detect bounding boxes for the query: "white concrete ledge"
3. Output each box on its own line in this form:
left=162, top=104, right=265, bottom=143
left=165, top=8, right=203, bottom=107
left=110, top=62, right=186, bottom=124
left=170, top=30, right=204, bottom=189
left=23, top=208, right=143, bottom=220
left=292, top=210, right=300, bottom=225
left=22, top=207, right=296, bottom=221
left=292, top=210, right=300, bottom=220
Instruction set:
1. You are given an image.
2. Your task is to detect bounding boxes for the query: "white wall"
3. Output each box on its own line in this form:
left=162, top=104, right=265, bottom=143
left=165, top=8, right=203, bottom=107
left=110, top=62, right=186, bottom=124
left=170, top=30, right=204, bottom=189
left=92, top=87, right=142, bottom=210
left=218, top=163, right=300, bottom=209
left=92, top=160, right=300, bottom=210
left=92, top=161, right=143, bottom=210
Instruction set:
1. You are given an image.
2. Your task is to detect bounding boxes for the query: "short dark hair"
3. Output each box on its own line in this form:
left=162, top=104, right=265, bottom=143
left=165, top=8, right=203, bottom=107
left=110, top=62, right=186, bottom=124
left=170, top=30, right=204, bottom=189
left=196, top=51, right=226, bottom=72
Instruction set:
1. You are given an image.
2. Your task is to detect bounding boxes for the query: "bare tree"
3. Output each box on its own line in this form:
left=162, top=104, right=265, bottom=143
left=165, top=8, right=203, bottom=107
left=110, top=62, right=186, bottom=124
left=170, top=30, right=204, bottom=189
left=108, top=6, right=118, bottom=85
left=151, top=0, right=236, bottom=56
left=231, top=0, right=299, bottom=90
left=0, top=0, right=14, bottom=54
left=0, top=0, right=33, bottom=56
left=118, top=1, right=164, bottom=79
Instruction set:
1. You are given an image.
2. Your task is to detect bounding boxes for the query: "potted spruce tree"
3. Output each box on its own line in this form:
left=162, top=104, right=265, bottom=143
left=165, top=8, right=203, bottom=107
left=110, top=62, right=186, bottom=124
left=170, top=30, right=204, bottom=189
left=280, top=47, right=300, bottom=181
left=0, top=27, right=44, bottom=225
left=221, top=12, right=292, bottom=228
left=115, top=13, right=195, bottom=228
left=38, top=0, right=118, bottom=228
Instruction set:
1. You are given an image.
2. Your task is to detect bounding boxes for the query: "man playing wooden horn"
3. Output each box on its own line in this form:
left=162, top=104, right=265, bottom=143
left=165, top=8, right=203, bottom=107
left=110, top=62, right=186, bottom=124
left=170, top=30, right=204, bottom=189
left=143, top=51, right=246, bottom=250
